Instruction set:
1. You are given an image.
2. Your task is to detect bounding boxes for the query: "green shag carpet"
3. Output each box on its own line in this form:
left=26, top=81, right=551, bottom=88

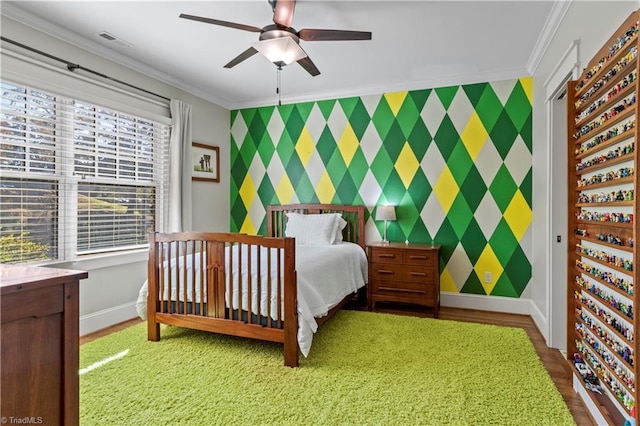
left=80, top=310, right=575, bottom=425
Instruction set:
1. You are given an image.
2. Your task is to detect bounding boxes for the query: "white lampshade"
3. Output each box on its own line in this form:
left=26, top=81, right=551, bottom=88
left=375, top=205, right=396, bottom=221
left=252, top=37, right=307, bottom=65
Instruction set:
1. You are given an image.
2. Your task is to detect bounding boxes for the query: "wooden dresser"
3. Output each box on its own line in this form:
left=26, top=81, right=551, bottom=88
left=367, top=242, right=440, bottom=318
left=1, top=265, right=88, bottom=426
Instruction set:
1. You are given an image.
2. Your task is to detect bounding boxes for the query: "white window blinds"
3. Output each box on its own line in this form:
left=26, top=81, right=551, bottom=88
left=0, top=81, right=169, bottom=264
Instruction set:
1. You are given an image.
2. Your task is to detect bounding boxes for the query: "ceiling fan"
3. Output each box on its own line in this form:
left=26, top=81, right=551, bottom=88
left=179, top=0, right=372, bottom=77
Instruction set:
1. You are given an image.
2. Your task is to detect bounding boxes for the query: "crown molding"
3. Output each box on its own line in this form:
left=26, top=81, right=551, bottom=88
left=1, top=3, right=232, bottom=108
left=231, top=66, right=532, bottom=110
left=526, top=0, right=573, bottom=75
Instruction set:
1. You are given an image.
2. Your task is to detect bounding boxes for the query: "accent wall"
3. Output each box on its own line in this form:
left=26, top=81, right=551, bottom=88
left=230, top=77, right=532, bottom=297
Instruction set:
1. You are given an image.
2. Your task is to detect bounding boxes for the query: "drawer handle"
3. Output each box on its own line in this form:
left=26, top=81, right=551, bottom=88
left=379, top=286, right=425, bottom=294
left=409, top=255, right=427, bottom=260
left=379, top=254, right=395, bottom=258
left=377, top=269, right=395, bottom=275
left=410, top=272, right=427, bottom=277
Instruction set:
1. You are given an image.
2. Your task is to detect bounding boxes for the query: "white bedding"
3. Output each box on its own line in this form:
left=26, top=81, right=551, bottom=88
left=136, top=242, right=367, bottom=357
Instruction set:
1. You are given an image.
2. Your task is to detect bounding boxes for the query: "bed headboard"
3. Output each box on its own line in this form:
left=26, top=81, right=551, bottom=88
left=267, top=204, right=366, bottom=251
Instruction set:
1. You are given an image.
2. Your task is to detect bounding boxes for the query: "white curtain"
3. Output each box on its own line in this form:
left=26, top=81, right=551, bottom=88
left=167, top=99, right=193, bottom=232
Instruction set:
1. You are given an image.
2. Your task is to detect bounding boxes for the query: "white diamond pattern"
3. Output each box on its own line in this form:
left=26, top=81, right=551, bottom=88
left=503, top=135, right=532, bottom=186
left=230, top=113, right=248, bottom=148
left=446, top=88, right=475, bottom=135
left=420, top=91, right=447, bottom=133
left=474, top=137, right=503, bottom=187
left=474, top=193, right=503, bottom=240
left=446, top=243, right=474, bottom=292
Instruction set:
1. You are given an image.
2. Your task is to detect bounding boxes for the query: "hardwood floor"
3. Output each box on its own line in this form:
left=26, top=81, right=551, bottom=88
left=80, top=305, right=594, bottom=426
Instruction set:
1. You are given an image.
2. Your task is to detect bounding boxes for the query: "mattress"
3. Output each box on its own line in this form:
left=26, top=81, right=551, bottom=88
left=136, top=242, right=367, bottom=357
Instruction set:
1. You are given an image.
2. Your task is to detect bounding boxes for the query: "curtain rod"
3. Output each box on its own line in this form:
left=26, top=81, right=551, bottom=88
left=0, top=36, right=171, bottom=103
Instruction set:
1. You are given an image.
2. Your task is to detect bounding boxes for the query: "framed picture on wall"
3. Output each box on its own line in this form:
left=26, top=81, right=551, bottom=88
left=192, top=142, right=220, bottom=182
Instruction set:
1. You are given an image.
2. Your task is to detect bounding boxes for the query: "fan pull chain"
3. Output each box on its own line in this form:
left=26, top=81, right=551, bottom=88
left=276, top=65, right=282, bottom=106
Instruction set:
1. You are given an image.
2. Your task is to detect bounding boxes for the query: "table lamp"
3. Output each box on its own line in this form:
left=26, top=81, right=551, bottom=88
left=375, top=205, right=396, bottom=244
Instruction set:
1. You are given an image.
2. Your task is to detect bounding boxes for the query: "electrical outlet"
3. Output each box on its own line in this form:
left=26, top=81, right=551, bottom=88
left=484, top=271, right=492, bottom=283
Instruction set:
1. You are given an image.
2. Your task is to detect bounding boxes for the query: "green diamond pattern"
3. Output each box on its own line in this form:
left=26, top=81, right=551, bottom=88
left=448, top=142, right=473, bottom=187
left=407, top=119, right=431, bottom=159
left=460, top=273, right=486, bottom=295
left=396, top=96, right=421, bottom=140
left=382, top=120, right=406, bottom=162
left=462, top=82, right=488, bottom=107
left=230, top=78, right=533, bottom=299
left=406, top=168, right=431, bottom=212
left=460, top=165, right=487, bottom=212
left=460, top=218, right=488, bottom=265
left=433, top=114, right=459, bottom=161
left=435, top=85, right=459, bottom=110
left=475, top=85, right=504, bottom=133
left=505, top=81, right=532, bottom=132
left=371, top=97, right=395, bottom=140
left=490, top=109, right=519, bottom=160
left=489, top=218, right=519, bottom=266
left=489, top=164, right=518, bottom=212
left=448, top=193, right=474, bottom=240
left=340, top=97, right=371, bottom=140
left=316, top=126, right=337, bottom=166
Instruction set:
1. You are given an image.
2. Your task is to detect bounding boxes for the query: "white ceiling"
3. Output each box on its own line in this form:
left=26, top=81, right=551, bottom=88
left=1, top=1, right=563, bottom=110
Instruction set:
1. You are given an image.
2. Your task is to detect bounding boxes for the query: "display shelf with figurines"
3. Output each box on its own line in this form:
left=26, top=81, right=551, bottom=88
left=567, top=9, right=639, bottom=425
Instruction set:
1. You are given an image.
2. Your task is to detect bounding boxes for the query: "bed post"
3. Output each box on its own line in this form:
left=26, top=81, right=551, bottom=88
left=147, top=232, right=160, bottom=341
left=282, top=237, right=299, bottom=367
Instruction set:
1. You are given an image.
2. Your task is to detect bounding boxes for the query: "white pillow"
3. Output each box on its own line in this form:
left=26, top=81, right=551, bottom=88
left=334, top=216, right=347, bottom=243
left=285, top=213, right=340, bottom=246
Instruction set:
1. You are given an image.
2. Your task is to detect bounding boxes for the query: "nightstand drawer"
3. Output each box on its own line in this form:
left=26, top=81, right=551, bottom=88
left=370, top=263, right=434, bottom=283
left=370, top=249, right=401, bottom=263
left=403, top=249, right=436, bottom=266
left=371, top=279, right=433, bottom=295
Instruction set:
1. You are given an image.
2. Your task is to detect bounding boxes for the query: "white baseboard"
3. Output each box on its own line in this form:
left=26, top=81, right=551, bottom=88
left=440, top=292, right=551, bottom=344
left=80, top=302, right=138, bottom=336
left=529, top=301, right=548, bottom=344
left=441, top=292, right=532, bottom=315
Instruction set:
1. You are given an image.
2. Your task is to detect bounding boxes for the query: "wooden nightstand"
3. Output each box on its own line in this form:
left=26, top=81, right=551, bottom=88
left=367, top=242, right=440, bottom=318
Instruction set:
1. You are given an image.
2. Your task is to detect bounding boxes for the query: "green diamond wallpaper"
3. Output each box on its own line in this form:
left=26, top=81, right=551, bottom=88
left=230, top=77, right=532, bottom=297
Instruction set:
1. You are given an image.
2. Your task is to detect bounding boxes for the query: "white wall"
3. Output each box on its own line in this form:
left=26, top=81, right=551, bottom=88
left=0, top=16, right=231, bottom=335
left=531, top=1, right=637, bottom=346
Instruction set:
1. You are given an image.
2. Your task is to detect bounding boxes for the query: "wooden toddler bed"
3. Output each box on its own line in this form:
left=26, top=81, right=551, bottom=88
left=144, top=204, right=366, bottom=367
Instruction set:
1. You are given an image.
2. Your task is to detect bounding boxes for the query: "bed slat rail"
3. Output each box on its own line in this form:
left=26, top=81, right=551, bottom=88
left=147, top=233, right=297, bottom=358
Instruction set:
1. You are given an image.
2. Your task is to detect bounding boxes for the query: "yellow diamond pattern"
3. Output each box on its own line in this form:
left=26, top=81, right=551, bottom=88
left=275, top=174, right=295, bottom=205
left=439, top=266, right=459, bottom=292
left=316, top=170, right=336, bottom=203
left=432, top=166, right=459, bottom=214
left=520, top=77, right=533, bottom=105
left=239, top=216, right=257, bottom=235
left=337, top=123, right=359, bottom=167
left=474, top=245, right=504, bottom=295
left=460, top=111, right=489, bottom=161
left=395, top=142, right=420, bottom=189
left=503, top=189, right=532, bottom=241
left=238, top=175, right=257, bottom=209
left=295, top=126, right=315, bottom=166
left=384, top=91, right=408, bottom=116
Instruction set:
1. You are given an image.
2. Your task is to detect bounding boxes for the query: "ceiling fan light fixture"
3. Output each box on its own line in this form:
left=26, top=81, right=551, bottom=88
left=252, top=37, right=306, bottom=65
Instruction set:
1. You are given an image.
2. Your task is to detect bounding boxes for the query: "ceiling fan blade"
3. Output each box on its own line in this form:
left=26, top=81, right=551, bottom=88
left=298, top=29, right=372, bottom=41
left=273, top=0, right=296, bottom=28
left=224, top=47, right=259, bottom=68
left=297, top=56, right=320, bottom=77
left=179, top=14, right=262, bottom=33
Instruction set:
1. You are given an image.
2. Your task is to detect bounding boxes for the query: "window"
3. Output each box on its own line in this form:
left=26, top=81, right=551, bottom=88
left=0, top=81, right=169, bottom=264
